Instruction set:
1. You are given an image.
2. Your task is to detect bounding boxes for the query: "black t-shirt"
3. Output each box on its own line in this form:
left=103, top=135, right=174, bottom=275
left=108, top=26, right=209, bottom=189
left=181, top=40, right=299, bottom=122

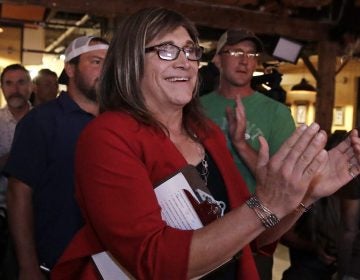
left=196, top=151, right=238, bottom=280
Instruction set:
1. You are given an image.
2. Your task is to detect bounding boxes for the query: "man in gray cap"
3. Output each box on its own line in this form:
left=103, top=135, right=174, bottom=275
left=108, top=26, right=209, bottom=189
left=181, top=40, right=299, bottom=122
left=5, top=35, right=109, bottom=279
left=201, top=28, right=295, bottom=280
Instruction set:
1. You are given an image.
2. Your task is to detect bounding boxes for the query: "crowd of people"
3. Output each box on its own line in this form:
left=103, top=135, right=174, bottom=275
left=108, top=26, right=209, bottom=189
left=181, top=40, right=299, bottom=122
left=0, top=6, right=359, bottom=280
left=0, top=36, right=109, bottom=279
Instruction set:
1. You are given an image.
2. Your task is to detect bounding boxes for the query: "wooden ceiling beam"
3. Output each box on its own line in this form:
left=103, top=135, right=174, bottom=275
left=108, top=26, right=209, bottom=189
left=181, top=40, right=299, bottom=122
left=3, top=0, right=333, bottom=41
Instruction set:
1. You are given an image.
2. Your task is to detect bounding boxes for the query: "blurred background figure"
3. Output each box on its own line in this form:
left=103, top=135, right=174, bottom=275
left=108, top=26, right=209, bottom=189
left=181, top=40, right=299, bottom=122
left=280, top=130, right=353, bottom=280
left=198, top=61, right=219, bottom=96
left=280, top=196, right=340, bottom=280
left=30, top=68, right=59, bottom=106
left=4, top=36, right=108, bottom=280
left=0, top=63, right=32, bottom=279
left=335, top=130, right=360, bottom=280
left=337, top=175, right=360, bottom=280
left=251, top=67, right=287, bottom=104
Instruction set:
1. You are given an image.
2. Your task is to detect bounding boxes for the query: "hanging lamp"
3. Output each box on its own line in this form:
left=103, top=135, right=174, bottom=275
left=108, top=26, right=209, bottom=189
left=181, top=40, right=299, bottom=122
left=291, top=78, right=316, bottom=92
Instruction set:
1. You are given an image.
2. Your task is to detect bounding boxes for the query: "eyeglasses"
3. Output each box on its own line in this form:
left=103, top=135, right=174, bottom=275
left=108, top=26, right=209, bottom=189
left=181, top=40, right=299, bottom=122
left=145, top=43, right=203, bottom=61
left=219, top=49, right=259, bottom=59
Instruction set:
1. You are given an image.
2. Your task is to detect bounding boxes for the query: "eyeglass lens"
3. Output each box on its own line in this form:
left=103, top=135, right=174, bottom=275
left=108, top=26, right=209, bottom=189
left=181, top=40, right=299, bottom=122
left=221, top=49, right=259, bottom=58
left=146, top=43, right=202, bottom=61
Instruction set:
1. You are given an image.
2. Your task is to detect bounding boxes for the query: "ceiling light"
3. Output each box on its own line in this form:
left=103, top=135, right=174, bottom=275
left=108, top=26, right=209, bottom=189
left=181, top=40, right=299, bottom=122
left=291, top=78, right=316, bottom=92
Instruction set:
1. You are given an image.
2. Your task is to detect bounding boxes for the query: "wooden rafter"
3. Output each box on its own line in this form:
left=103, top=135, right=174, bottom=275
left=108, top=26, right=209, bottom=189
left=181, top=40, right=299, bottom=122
left=3, top=0, right=334, bottom=41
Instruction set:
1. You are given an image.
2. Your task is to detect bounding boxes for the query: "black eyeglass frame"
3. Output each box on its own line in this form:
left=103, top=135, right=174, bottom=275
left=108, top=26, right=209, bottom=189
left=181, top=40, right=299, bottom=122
left=145, top=43, right=203, bottom=61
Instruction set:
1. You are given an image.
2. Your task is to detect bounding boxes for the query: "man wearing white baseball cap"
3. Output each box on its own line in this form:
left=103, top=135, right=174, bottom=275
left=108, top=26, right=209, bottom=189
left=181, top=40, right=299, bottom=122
left=201, top=28, right=295, bottom=280
left=5, top=35, right=109, bottom=279
left=58, top=35, right=109, bottom=85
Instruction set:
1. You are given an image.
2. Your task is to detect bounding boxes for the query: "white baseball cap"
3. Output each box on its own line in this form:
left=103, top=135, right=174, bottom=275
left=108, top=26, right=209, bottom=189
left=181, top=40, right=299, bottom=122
left=64, top=35, right=109, bottom=62
left=58, top=36, right=109, bottom=84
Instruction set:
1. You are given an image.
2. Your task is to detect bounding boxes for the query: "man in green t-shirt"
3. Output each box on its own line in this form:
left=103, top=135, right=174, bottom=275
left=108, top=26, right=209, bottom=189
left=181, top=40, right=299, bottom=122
left=201, top=28, right=296, bottom=280
left=201, top=29, right=295, bottom=194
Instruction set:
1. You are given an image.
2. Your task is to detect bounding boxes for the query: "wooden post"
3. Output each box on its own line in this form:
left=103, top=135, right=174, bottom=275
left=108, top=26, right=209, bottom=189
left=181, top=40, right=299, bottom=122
left=315, top=40, right=337, bottom=134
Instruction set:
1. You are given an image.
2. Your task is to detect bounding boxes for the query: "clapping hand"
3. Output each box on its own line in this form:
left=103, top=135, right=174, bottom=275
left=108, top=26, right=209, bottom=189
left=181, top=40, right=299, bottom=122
left=254, top=124, right=360, bottom=219
left=306, top=129, right=360, bottom=201
left=226, top=96, right=259, bottom=174
left=226, top=95, right=246, bottom=147
left=254, top=123, right=328, bottom=218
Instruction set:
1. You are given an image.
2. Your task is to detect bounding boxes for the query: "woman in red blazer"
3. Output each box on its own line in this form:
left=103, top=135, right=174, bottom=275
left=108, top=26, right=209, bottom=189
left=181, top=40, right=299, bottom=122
left=52, top=7, right=360, bottom=280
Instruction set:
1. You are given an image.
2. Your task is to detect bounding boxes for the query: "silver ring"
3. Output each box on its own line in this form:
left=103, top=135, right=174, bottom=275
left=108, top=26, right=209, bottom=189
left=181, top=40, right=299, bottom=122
left=349, top=169, right=356, bottom=179
left=349, top=163, right=357, bottom=179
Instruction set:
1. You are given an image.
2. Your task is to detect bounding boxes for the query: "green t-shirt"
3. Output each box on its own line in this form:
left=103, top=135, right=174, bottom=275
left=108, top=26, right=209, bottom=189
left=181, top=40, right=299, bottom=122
left=201, top=91, right=296, bottom=193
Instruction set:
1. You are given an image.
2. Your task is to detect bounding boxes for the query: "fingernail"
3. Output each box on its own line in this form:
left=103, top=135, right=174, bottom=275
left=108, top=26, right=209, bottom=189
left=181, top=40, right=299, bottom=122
left=298, top=124, right=307, bottom=131
left=309, top=123, right=320, bottom=131
left=315, top=131, right=326, bottom=141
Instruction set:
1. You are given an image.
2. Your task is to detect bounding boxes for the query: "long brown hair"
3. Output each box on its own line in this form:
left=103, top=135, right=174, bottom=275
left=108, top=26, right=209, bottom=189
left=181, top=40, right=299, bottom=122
left=99, top=7, right=209, bottom=137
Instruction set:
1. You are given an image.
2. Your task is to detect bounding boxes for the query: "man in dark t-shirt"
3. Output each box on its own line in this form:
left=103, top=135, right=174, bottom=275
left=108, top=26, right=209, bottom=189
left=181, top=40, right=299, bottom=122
left=4, top=36, right=108, bottom=279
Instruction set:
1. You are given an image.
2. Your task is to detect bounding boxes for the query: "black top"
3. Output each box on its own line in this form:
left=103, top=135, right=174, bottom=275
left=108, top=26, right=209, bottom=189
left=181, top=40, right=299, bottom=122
left=196, top=152, right=238, bottom=280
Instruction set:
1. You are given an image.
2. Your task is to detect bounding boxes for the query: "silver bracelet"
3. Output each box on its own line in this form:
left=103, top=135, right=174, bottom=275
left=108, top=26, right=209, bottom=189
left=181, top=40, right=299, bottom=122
left=245, top=195, right=280, bottom=228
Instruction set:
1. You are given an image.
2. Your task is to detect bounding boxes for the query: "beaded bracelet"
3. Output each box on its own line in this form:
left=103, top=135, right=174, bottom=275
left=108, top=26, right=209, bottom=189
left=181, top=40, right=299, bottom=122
left=245, top=195, right=280, bottom=229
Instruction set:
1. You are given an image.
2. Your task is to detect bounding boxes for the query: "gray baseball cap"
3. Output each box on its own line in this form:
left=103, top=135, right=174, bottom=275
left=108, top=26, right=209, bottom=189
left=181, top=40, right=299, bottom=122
left=215, top=28, right=263, bottom=54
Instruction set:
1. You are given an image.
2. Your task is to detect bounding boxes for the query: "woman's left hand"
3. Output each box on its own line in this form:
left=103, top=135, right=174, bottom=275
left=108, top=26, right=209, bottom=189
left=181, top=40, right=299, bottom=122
left=306, top=129, right=360, bottom=203
left=350, top=128, right=360, bottom=156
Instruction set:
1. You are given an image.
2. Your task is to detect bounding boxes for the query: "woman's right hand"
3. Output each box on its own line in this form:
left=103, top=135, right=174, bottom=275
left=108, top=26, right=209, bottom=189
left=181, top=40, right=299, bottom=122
left=254, top=123, right=328, bottom=219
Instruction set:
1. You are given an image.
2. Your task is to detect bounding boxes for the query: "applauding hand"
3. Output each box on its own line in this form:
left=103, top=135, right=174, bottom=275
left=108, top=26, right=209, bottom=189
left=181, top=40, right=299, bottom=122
left=306, top=129, right=360, bottom=202
left=254, top=123, right=328, bottom=218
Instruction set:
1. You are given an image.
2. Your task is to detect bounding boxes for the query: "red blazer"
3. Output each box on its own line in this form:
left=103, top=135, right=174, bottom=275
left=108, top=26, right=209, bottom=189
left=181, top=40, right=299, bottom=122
left=52, top=111, right=260, bottom=280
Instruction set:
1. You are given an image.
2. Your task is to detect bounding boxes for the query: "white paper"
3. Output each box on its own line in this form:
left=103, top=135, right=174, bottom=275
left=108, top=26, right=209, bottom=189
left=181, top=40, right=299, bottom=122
left=92, top=251, right=135, bottom=280
left=154, top=172, right=203, bottom=230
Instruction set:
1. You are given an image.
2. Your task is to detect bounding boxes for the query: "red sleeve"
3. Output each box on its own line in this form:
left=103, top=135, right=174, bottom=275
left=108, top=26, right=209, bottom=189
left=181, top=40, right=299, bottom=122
left=73, top=115, right=193, bottom=279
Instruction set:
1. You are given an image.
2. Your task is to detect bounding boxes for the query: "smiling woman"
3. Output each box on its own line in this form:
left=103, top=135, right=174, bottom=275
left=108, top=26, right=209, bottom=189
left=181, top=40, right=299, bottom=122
left=141, top=26, right=200, bottom=123
left=51, top=7, right=360, bottom=280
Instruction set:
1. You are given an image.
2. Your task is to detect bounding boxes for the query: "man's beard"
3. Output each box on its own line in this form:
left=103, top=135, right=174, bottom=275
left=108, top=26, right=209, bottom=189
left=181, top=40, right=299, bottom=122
left=74, top=72, right=98, bottom=102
